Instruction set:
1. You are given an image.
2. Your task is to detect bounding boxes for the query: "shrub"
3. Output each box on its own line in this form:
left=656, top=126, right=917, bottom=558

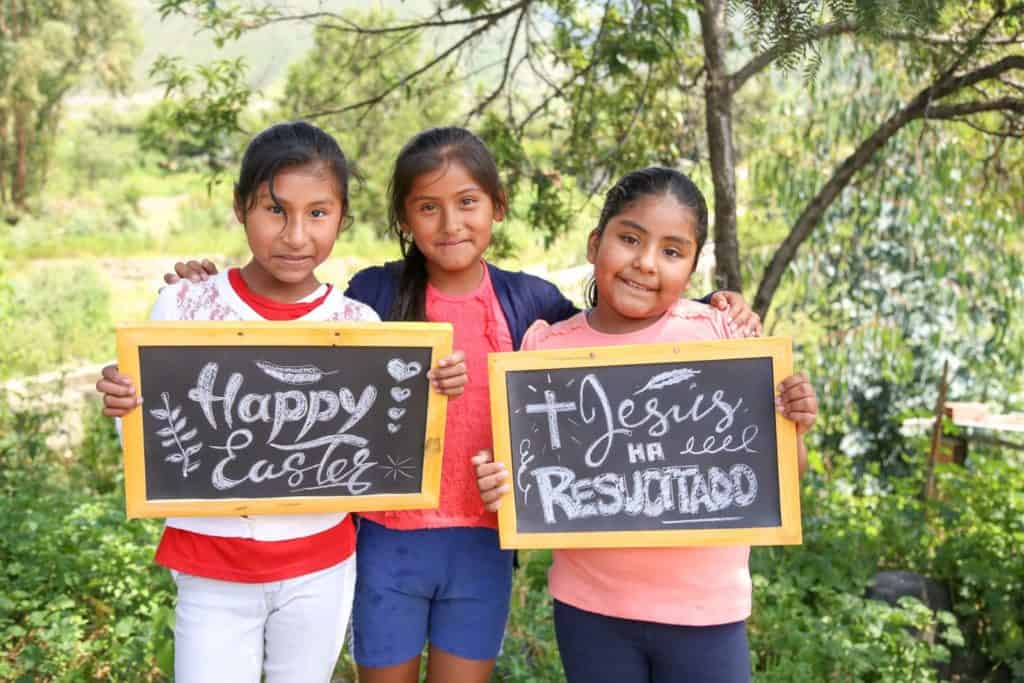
left=0, top=394, right=173, bottom=681
left=0, top=265, right=112, bottom=379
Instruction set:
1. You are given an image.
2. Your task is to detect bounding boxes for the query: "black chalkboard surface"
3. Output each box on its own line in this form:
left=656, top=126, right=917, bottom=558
left=117, top=322, right=451, bottom=518
left=488, top=338, right=802, bottom=549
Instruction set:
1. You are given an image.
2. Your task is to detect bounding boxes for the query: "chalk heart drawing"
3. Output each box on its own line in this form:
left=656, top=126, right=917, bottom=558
left=387, top=423, right=401, bottom=434
left=387, top=359, right=422, bottom=383
left=391, top=387, right=411, bottom=403
left=388, top=407, right=406, bottom=420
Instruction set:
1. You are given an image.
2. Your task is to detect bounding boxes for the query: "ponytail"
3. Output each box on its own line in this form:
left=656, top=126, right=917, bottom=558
left=391, top=240, right=429, bottom=322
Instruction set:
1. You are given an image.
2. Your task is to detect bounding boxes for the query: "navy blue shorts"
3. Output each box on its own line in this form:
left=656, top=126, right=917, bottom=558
left=352, top=520, right=515, bottom=667
left=554, top=599, right=752, bottom=683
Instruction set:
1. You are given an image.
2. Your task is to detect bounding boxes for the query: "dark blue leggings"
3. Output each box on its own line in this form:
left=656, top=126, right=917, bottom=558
left=554, top=599, right=752, bottom=683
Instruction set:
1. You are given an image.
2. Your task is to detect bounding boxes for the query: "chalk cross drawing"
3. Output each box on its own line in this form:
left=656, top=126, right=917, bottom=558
left=525, top=390, right=577, bottom=450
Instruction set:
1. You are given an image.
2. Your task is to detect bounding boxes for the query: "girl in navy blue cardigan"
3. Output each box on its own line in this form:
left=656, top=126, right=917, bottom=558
left=161, top=126, right=761, bottom=683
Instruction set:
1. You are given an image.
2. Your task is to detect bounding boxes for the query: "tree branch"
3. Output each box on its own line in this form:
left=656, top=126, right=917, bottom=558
left=924, top=97, right=1024, bottom=119
left=217, top=2, right=534, bottom=36
left=730, top=20, right=857, bottom=92
left=465, top=6, right=528, bottom=121
left=730, top=4, right=1024, bottom=93
left=299, top=10, right=513, bottom=121
left=752, top=54, right=1024, bottom=318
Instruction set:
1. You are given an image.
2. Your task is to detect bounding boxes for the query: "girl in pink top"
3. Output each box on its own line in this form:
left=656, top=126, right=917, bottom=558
left=159, top=133, right=766, bottom=683
left=475, top=167, right=818, bottom=683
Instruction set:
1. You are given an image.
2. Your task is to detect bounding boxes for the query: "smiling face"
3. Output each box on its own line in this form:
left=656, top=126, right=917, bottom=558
left=236, top=162, right=344, bottom=302
left=586, top=193, right=699, bottom=334
left=401, top=161, right=504, bottom=294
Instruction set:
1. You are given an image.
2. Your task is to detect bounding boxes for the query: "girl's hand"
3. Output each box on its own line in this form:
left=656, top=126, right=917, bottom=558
left=165, top=259, right=219, bottom=285
left=709, top=290, right=762, bottom=338
left=776, top=372, right=818, bottom=435
left=95, top=364, right=141, bottom=417
left=427, top=350, right=468, bottom=397
left=472, top=450, right=510, bottom=512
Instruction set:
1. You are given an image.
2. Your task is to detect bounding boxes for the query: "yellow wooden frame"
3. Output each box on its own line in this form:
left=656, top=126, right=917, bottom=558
left=488, top=336, right=802, bottom=549
left=117, top=321, right=452, bottom=518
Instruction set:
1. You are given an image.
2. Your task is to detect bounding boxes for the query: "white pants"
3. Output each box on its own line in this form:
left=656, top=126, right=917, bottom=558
left=172, top=556, right=356, bottom=683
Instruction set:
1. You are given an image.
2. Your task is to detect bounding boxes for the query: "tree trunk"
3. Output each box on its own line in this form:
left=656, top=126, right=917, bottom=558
left=13, top=108, right=29, bottom=208
left=0, top=109, right=8, bottom=208
left=699, top=0, right=741, bottom=291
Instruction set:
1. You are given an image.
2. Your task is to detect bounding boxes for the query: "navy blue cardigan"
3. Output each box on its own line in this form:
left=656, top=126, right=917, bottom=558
left=343, top=261, right=580, bottom=350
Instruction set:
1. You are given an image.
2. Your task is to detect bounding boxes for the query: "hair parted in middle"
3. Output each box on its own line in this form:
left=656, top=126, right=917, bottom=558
left=387, top=126, right=508, bottom=322
left=585, top=166, right=709, bottom=308
left=234, top=120, right=356, bottom=231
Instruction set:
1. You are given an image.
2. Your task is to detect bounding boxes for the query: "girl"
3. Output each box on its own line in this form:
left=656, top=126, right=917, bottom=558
left=94, top=121, right=467, bottom=683
left=157, top=127, right=763, bottom=683
left=474, top=167, right=819, bottom=683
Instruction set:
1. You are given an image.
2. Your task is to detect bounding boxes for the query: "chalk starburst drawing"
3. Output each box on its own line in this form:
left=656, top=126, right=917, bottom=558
left=381, top=455, right=415, bottom=481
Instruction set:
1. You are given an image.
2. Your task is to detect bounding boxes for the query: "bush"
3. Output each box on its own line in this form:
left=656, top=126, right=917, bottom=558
left=934, top=454, right=1024, bottom=679
left=0, top=264, right=113, bottom=379
left=750, top=463, right=962, bottom=682
left=0, top=394, right=174, bottom=681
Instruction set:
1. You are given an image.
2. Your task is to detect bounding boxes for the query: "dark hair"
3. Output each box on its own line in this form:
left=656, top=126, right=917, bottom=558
left=585, top=166, right=709, bottom=307
left=387, top=126, right=507, bottom=321
left=234, top=121, right=354, bottom=230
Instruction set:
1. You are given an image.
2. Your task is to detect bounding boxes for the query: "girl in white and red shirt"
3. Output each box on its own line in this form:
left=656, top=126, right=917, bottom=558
left=95, top=121, right=466, bottom=683
left=475, top=167, right=819, bottom=683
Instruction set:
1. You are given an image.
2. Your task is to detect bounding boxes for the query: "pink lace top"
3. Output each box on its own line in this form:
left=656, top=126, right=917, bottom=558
left=362, top=263, right=513, bottom=530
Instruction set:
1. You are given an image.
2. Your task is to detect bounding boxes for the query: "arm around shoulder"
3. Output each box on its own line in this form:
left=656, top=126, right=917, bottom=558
left=533, top=276, right=578, bottom=324
left=149, top=281, right=185, bottom=322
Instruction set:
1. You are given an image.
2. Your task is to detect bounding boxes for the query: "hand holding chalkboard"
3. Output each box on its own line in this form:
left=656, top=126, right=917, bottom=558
left=487, top=337, right=803, bottom=549
left=472, top=450, right=511, bottom=512
left=116, top=321, right=452, bottom=518
left=97, top=363, right=142, bottom=417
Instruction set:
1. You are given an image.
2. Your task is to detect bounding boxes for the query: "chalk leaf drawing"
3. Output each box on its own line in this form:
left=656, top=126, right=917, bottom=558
left=387, top=423, right=401, bottom=434
left=391, top=387, right=411, bottom=403
left=255, top=360, right=338, bottom=386
left=387, top=359, right=423, bottom=383
left=150, top=392, right=203, bottom=477
left=633, top=368, right=701, bottom=395
left=388, top=407, right=406, bottom=420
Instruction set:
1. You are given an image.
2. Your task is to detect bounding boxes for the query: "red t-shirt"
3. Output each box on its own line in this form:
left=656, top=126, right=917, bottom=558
left=154, top=269, right=356, bottom=582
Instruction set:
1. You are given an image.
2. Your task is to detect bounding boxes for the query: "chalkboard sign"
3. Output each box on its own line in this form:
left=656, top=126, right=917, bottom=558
left=116, top=321, right=452, bottom=518
left=488, top=337, right=802, bottom=549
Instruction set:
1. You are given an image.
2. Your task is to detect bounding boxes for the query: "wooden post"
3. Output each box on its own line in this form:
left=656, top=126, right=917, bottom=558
left=924, top=360, right=949, bottom=500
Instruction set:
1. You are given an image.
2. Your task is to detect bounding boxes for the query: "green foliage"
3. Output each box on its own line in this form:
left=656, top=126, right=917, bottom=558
left=732, top=0, right=947, bottom=76
left=0, top=395, right=173, bottom=681
left=495, top=550, right=564, bottom=681
left=0, top=265, right=113, bottom=380
left=934, top=455, right=1024, bottom=678
left=0, top=0, right=139, bottom=213
left=749, top=451, right=1024, bottom=681
left=750, top=466, right=958, bottom=682
left=139, top=56, right=252, bottom=173
left=156, top=0, right=281, bottom=48
left=761, top=78, right=1024, bottom=470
